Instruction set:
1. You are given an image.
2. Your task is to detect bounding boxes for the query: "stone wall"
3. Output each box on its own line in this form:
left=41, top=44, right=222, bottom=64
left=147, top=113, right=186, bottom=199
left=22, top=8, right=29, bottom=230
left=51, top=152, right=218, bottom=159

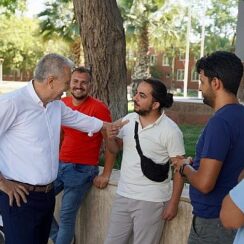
left=54, top=169, right=193, bottom=244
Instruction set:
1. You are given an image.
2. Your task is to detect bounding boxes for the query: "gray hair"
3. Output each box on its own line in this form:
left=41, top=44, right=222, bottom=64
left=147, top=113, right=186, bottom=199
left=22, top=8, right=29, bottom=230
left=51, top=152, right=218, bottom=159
left=34, top=53, right=74, bottom=82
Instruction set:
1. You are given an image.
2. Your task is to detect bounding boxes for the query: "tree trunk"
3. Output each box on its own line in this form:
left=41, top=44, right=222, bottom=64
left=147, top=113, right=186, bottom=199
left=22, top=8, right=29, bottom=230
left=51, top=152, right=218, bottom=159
left=131, top=21, right=150, bottom=96
left=70, top=36, right=81, bottom=66
left=73, top=0, right=127, bottom=120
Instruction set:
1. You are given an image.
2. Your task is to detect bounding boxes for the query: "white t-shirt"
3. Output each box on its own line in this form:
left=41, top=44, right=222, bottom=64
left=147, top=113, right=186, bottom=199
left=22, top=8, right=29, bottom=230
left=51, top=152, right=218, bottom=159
left=117, top=112, right=185, bottom=202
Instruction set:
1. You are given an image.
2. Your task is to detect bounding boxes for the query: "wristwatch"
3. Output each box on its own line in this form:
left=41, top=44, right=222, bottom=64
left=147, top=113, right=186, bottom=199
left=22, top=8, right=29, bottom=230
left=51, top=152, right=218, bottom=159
left=179, top=162, right=189, bottom=177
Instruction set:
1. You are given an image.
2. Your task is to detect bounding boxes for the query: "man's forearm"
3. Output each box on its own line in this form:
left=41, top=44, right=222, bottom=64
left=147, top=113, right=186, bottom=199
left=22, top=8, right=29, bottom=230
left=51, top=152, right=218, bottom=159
left=170, top=171, right=184, bottom=204
left=102, top=149, right=116, bottom=178
left=106, top=138, right=121, bottom=154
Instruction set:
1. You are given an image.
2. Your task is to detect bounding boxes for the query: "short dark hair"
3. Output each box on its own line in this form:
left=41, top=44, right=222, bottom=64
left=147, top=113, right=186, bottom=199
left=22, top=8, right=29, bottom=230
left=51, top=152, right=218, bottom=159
left=72, top=66, right=92, bottom=76
left=141, top=78, right=173, bottom=109
left=196, top=51, right=243, bottom=95
left=71, top=66, right=92, bottom=83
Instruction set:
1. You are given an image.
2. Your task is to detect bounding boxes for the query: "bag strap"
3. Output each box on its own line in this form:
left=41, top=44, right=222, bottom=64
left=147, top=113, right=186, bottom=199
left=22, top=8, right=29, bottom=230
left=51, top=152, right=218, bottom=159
left=134, top=121, right=143, bottom=157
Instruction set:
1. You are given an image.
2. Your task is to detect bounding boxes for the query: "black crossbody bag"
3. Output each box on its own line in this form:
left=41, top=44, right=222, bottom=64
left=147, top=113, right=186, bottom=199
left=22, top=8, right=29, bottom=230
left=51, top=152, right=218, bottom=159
left=134, top=121, right=170, bottom=182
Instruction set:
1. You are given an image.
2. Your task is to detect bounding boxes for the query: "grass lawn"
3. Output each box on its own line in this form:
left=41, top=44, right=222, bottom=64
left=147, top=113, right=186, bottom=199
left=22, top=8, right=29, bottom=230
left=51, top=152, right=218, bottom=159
left=179, top=124, right=203, bottom=157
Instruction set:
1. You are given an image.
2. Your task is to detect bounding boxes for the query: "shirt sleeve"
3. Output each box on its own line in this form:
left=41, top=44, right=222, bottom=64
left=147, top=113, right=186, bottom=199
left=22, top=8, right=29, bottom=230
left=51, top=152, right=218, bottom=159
left=0, top=96, right=17, bottom=136
left=201, top=116, right=231, bottom=161
left=117, top=115, right=129, bottom=139
left=230, top=179, right=244, bottom=213
left=60, top=101, right=103, bottom=134
left=165, top=127, right=185, bottom=157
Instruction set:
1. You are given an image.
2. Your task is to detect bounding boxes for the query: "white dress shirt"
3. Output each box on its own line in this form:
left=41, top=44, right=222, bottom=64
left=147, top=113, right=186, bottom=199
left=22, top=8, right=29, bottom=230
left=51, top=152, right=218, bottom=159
left=0, top=81, right=103, bottom=185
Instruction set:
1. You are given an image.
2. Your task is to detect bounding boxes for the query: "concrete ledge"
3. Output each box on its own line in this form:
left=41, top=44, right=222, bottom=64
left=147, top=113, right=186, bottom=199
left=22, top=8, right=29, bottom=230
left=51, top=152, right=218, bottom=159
left=54, top=169, right=193, bottom=244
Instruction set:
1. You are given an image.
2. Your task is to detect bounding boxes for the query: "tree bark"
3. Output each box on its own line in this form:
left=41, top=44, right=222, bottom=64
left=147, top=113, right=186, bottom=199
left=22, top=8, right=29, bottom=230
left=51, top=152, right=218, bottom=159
left=131, top=21, right=150, bottom=96
left=73, top=0, right=127, bottom=120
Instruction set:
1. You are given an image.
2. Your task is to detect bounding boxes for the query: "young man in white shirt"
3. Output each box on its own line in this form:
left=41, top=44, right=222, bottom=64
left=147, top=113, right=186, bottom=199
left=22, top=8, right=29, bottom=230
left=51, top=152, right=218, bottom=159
left=105, top=78, right=185, bottom=244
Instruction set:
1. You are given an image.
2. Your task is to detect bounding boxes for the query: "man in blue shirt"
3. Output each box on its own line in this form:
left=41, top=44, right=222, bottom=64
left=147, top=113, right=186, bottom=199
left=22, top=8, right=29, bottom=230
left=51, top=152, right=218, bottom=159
left=173, top=51, right=244, bottom=244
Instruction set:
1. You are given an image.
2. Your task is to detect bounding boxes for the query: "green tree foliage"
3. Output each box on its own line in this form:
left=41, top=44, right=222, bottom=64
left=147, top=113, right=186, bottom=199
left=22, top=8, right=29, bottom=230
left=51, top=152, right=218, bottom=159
left=0, top=15, right=70, bottom=79
left=0, top=0, right=26, bottom=15
left=118, top=0, right=186, bottom=82
left=38, top=0, right=78, bottom=42
left=190, top=0, right=238, bottom=55
left=204, top=0, right=238, bottom=53
left=38, top=0, right=81, bottom=64
left=0, top=16, right=44, bottom=76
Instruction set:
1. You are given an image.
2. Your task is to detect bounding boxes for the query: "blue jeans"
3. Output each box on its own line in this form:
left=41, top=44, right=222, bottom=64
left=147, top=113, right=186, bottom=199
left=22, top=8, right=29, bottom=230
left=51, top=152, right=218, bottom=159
left=50, top=161, right=98, bottom=244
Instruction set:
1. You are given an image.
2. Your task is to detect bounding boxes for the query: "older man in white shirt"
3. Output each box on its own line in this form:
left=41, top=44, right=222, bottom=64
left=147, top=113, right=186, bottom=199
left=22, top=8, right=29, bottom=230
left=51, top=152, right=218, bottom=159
left=0, top=53, right=122, bottom=244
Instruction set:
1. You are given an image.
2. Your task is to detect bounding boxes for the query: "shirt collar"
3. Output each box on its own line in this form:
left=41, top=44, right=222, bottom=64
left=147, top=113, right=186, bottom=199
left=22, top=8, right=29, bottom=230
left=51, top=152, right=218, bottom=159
left=134, top=110, right=165, bottom=128
left=26, top=80, right=44, bottom=107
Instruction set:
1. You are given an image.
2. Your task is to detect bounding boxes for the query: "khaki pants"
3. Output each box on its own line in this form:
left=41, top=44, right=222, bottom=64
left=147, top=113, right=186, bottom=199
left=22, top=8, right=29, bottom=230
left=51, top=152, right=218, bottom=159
left=105, top=194, right=166, bottom=244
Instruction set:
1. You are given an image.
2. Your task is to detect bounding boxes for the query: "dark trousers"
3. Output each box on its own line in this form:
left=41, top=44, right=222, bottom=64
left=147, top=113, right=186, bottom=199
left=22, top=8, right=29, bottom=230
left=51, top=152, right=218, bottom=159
left=0, top=189, right=55, bottom=244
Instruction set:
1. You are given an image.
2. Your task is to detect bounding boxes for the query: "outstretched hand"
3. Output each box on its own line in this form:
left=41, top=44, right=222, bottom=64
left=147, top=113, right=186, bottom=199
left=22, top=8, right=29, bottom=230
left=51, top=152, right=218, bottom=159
left=105, top=119, right=129, bottom=139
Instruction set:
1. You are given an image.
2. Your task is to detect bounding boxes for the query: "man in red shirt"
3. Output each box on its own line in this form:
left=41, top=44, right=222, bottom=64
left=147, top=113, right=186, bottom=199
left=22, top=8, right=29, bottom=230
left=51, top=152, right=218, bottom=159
left=50, top=67, right=116, bottom=244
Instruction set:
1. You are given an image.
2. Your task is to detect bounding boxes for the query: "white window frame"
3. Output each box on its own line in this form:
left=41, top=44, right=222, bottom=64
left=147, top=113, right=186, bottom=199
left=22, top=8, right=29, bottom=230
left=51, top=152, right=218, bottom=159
left=162, top=55, right=170, bottom=66
left=149, top=55, right=157, bottom=66
left=191, top=70, right=199, bottom=82
left=179, top=51, right=185, bottom=61
left=176, top=69, right=184, bottom=81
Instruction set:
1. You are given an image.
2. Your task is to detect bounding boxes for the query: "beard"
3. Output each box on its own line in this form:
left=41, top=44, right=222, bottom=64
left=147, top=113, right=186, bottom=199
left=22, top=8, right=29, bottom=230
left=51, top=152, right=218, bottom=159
left=203, top=97, right=212, bottom=107
left=71, top=91, right=87, bottom=101
left=202, top=89, right=215, bottom=107
left=134, top=102, right=152, bottom=116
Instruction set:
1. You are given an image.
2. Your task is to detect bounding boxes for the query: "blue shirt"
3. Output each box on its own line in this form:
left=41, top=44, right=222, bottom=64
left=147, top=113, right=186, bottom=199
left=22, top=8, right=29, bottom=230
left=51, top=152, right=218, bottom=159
left=230, top=179, right=244, bottom=244
left=190, top=104, right=244, bottom=218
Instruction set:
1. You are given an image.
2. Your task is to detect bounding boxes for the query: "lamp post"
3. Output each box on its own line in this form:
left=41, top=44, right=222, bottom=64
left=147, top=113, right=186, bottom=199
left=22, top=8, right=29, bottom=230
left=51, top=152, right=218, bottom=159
left=0, top=58, right=4, bottom=83
left=183, top=0, right=192, bottom=98
left=198, top=1, right=206, bottom=98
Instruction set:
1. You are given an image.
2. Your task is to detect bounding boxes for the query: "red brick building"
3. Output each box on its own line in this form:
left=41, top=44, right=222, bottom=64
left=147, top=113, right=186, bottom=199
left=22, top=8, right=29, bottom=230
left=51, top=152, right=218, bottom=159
left=148, top=49, right=200, bottom=92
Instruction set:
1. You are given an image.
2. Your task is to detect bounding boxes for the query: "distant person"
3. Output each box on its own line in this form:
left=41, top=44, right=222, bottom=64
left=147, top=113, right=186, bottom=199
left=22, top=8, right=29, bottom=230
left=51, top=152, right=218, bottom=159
left=105, top=78, right=185, bottom=244
left=173, top=51, right=244, bottom=244
left=220, top=169, right=244, bottom=244
left=50, top=67, right=116, bottom=244
left=0, top=54, right=123, bottom=244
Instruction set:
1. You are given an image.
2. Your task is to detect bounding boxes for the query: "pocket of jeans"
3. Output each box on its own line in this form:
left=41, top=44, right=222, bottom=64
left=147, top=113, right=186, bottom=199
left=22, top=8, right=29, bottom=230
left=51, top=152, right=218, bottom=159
left=73, top=165, right=98, bottom=182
